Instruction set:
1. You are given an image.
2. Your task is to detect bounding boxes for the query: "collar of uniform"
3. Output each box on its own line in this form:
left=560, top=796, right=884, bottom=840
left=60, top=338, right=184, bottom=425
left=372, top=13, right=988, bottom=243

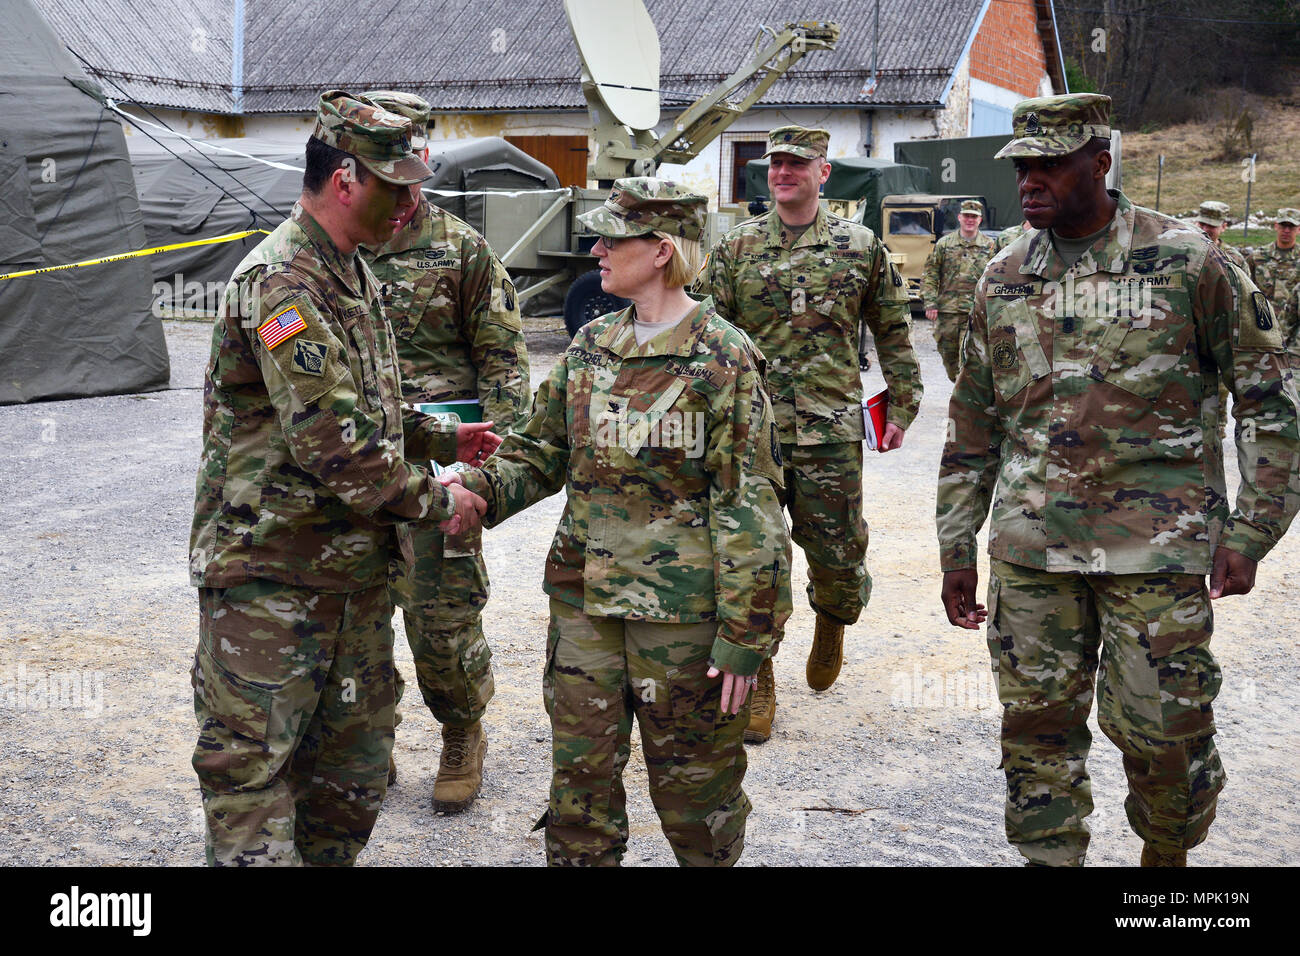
left=364, top=196, right=432, bottom=257
left=594, top=296, right=715, bottom=358
left=1020, top=189, right=1132, bottom=281
left=292, top=202, right=364, bottom=296
left=764, top=206, right=830, bottom=250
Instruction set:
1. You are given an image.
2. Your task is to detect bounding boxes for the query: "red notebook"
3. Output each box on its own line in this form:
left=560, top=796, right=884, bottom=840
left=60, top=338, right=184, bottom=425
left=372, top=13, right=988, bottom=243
left=862, top=387, right=888, bottom=451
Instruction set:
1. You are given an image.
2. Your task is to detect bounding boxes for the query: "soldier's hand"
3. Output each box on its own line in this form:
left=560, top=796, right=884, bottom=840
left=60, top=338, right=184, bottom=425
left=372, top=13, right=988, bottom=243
left=925, top=308, right=938, bottom=321
left=1209, top=546, right=1257, bottom=599
left=942, top=569, right=987, bottom=629
left=879, top=423, right=904, bottom=452
left=440, top=481, right=486, bottom=535
left=707, top=666, right=753, bottom=715
left=455, top=421, right=502, bottom=465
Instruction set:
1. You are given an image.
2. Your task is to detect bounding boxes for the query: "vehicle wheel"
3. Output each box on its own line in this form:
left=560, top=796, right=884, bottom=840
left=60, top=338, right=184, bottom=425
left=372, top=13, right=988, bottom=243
left=564, top=270, right=628, bottom=338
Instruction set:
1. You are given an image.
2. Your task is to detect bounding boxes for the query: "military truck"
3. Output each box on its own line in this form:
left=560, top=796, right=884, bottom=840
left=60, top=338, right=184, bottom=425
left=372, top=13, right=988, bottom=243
left=879, top=193, right=994, bottom=311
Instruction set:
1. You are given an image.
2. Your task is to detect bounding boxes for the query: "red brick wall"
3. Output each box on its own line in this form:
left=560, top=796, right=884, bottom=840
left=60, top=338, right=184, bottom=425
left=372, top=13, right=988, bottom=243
left=969, top=0, right=1048, bottom=97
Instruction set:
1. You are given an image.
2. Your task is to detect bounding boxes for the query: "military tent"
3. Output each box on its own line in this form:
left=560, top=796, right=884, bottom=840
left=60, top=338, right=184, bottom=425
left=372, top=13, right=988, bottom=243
left=0, top=0, right=167, bottom=404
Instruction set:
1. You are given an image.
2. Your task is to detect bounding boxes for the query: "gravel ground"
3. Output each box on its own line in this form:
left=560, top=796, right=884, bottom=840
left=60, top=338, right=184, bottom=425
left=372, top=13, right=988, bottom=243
left=0, top=316, right=1297, bottom=867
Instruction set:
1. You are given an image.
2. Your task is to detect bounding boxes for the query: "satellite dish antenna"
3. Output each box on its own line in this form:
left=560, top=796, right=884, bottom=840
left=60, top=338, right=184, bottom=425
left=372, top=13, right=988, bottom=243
left=564, top=0, right=660, bottom=131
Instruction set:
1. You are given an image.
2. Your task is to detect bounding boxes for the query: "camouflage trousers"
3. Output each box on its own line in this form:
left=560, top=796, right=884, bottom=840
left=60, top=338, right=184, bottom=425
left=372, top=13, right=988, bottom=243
left=933, top=311, right=967, bottom=383
left=191, top=580, right=396, bottom=866
left=987, top=559, right=1225, bottom=866
left=777, top=440, right=873, bottom=633
left=542, top=598, right=751, bottom=867
left=389, top=523, right=494, bottom=728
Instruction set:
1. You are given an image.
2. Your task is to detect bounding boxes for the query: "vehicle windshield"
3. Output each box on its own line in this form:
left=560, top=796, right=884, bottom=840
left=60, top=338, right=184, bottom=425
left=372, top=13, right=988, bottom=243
left=888, top=210, right=932, bottom=236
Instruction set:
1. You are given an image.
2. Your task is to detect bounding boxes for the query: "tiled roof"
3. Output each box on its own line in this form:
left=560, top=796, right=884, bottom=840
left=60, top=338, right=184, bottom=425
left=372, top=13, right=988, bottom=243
left=35, top=0, right=996, bottom=114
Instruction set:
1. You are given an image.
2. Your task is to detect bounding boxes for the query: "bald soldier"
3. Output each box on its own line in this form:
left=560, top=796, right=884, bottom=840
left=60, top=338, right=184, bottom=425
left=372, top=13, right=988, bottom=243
left=696, top=125, right=922, bottom=741
left=938, top=94, right=1300, bottom=867
left=361, top=91, right=530, bottom=813
left=922, top=198, right=997, bottom=381
left=189, top=91, right=496, bottom=866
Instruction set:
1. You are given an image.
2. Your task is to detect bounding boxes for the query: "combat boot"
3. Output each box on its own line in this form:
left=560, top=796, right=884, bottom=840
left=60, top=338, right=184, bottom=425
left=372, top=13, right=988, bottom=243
left=806, top=613, right=845, bottom=691
left=387, top=754, right=398, bottom=787
left=745, top=658, right=776, bottom=744
left=1140, top=842, right=1187, bottom=867
left=432, top=721, right=487, bottom=813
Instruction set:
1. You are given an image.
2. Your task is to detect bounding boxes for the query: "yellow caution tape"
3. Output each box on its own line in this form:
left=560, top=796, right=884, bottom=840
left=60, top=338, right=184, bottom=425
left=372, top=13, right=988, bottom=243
left=0, top=229, right=272, bottom=282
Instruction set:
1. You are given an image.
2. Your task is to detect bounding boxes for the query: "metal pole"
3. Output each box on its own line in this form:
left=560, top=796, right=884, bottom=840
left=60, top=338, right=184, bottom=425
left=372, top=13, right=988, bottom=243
left=1155, top=154, right=1163, bottom=212
left=1244, top=153, right=1256, bottom=240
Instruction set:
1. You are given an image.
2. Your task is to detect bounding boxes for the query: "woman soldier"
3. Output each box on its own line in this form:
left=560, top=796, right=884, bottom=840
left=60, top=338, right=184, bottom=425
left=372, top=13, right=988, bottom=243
left=441, top=178, right=792, bottom=866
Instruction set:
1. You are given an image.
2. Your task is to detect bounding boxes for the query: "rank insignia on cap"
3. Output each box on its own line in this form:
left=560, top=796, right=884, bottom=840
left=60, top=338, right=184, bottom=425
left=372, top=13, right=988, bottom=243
left=257, top=305, right=307, bottom=350
left=1024, top=113, right=1040, bottom=134
left=292, top=339, right=329, bottom=376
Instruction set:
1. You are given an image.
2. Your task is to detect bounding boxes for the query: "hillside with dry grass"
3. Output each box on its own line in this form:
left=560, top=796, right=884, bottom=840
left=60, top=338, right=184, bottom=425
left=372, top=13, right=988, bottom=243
left=1121, top=72, right=1300, bottom=244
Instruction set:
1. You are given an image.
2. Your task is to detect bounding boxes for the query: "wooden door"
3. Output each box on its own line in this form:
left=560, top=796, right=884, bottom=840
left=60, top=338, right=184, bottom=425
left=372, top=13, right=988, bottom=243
left=506, top=135, right=590, bottom=188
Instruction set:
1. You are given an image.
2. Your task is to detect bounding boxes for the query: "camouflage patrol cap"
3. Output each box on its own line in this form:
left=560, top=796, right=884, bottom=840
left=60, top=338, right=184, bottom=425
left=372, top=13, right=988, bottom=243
left=959, top=199, right=984, bottom=216
left=1194, top=200, right=1231, bottom=228
left=311, top=90, right=432, bottom=185
left=993, top=94, right=1112, bottom=159
left=1276, top=208, right=1300, bottom=226
left=763, top=125, right=830, bottom=160
left=577, top=177, right=706, bottom=242
left=361, top=90, right=433, bottom=149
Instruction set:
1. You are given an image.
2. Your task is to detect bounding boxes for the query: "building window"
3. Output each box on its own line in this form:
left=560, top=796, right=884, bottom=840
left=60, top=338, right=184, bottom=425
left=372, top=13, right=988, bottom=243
left=720, top=132, right=769, bottom=205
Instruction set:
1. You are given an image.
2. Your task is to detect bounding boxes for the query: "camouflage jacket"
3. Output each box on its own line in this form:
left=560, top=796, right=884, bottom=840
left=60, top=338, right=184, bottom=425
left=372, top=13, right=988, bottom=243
left=921, top=229, right=997, bottom=313
left=696, top=207, right=922, bottom=445
left=996, top=223, right=1033, bottom=251
left=938, top=192, right=1300, bottom=576
left=190, top=204, right=460, bottom=592
left=460, top=298, right=793, bottom=676
left=1277, top=286, right=1300, bottom=356
left=1217, top=240, right=1250, bottom=274
left=1247, top=241, right=1300, bottom=312
left=363, top=199, right=530, bottom=430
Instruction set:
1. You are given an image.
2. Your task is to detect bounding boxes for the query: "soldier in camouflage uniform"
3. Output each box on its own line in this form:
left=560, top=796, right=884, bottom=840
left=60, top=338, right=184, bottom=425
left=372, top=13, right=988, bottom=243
left=937, top=94, right=1300, bottom=867
left=1247, top=208, right=1300, bottom=314
left=1275, top=285, right=1300, bottom=360
left=1193, top=201, right=1252, bottom=438
left=188, top=91, right=495, bottom=866
left=996, top=220, right=1033, bottom=252
left=446, top=179, right=792, bottom=865
left=696, top=125, right=922, bottom=739
left=360, top=91, right=531, bottom=812
left=922, top=198, right=997, bottom=381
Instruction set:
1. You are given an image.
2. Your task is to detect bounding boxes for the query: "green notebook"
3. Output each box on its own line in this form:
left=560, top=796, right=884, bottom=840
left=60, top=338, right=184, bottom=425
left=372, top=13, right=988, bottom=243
left=417, top=399, right=482, bottom=423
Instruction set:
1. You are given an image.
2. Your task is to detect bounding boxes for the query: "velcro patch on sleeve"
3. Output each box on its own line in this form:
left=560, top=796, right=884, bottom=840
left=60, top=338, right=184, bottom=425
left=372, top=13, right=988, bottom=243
left=1237, top=289, right=1285, bottom=351
left=257, top=305, right=307, bottom=350
left=291, top=339, right=329, bottom=376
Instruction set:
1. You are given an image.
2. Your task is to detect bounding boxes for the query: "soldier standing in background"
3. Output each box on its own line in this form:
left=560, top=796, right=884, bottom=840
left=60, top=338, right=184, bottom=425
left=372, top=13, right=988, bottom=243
left=922, top=198, right=996, bottom=382
left=1248, top=208, right=1300, bottom=314
left=696, top=125, right=922, bottom=742
left=996, top=219, right=1032, bottom=251
left=361, top=91, right=531, bottom=813
left=1193, top=200, right=1250, bottom=272
left=188, top=91, right=495, bottom=866
left=938, top=94, right=1300, bottom=867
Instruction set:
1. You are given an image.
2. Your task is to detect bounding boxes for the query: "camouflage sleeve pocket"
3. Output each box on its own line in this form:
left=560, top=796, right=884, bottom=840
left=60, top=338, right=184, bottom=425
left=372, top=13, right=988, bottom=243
left=255, top=294, right=349, bottom=406
left=1235, top=288, right=1286, bottom=352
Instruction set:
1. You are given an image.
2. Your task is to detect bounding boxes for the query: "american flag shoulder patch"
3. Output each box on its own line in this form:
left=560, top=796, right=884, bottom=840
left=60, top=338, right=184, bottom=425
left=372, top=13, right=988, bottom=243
left=257, top=305, right=308, bottom=350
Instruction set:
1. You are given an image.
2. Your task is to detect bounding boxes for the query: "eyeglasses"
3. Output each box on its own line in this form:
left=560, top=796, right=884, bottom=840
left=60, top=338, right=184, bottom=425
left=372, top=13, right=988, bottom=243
left=596, top=234, right=656, bottom=250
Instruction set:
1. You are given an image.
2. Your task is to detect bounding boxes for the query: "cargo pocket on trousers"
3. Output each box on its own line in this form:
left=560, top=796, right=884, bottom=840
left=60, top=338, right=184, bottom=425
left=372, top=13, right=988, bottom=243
left=192, top=640, right=276, bottom=790
left=541, top=618, right=560, bottom=718
left=1145, top=587, right=1220, bottom=740
left=665, top=660, right=739, bottom=801
left=460, top=631, right=495, bottom=714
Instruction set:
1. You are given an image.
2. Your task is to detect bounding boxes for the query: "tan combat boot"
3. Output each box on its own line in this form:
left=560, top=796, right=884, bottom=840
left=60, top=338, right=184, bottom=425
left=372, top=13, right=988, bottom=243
left=744, top=658, right=776, bottom=744
left=806, top=613, right=845, bottom=691
left=1140, top=842, right=1187, bottom=867
left=432, top=721, right=487, bottom=813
